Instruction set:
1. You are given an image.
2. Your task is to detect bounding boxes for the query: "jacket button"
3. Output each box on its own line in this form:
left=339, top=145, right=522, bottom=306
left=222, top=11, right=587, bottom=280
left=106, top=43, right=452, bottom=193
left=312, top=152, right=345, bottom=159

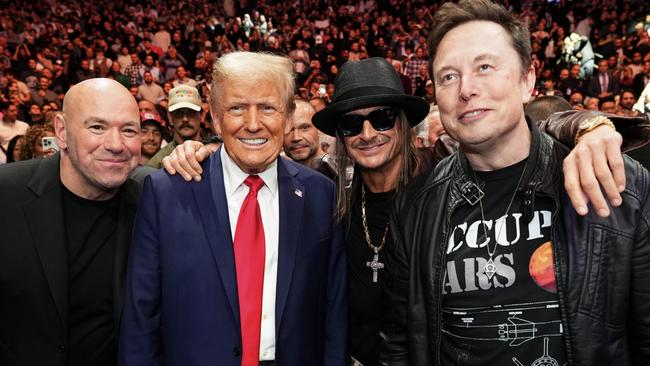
left=233, top=347, right=241, bottom=357
left=524, top=199, right=532, bottom=206
left=525, top=189, right=533, bottom=196
left=57, top=345, right=66, bottom=353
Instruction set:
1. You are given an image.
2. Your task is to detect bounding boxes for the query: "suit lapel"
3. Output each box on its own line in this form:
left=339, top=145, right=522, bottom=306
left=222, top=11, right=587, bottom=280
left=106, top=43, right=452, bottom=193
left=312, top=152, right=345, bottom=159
left=190, top=154, right=306, bottom=329
left=23, top=155, right=68, bottom=330
left=275, top=158, right=304, bottom=327
left=112, top=179, right=139, bottom=333
left=192, top=150, right=240, bottom=324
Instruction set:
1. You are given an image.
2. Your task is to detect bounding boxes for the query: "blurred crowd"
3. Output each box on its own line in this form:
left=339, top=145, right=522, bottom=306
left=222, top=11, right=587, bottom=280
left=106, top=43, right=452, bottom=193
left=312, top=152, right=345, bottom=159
left=0, top=0, right=649, bottom=164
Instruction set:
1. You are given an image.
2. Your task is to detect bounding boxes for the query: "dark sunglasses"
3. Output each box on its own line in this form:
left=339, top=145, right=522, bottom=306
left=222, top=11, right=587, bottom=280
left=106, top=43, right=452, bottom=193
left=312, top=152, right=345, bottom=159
left=337, top=107, right=400, bottom=137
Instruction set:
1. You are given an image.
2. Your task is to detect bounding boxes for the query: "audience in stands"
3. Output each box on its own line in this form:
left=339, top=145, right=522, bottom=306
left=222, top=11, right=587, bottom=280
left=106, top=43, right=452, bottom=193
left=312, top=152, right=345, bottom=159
left=0, top=0, right=649, bottom=165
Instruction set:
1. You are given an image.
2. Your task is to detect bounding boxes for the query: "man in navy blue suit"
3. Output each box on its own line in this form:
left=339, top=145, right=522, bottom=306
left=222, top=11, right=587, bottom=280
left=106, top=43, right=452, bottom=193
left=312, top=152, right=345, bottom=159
left=119, top=51, right=347, bottom=366
left=586, top=59, right=621, bottom=99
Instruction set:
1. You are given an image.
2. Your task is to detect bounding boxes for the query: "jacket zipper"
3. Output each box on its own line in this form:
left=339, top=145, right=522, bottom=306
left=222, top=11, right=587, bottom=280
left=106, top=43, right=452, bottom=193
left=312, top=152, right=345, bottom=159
left=537, top=191, right=574, bottom=365
left=435, top=199, right=464, bottom=366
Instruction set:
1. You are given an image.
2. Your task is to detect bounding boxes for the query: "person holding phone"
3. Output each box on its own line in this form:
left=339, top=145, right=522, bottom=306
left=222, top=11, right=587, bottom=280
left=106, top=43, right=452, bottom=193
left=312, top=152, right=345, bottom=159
left=18, top=123, right=57, bottom=160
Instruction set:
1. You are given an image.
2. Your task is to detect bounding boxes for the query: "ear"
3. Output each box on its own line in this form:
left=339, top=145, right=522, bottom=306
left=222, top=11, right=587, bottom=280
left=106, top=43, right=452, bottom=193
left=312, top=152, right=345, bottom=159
left=53, top=113, right=67, bottom=150
left=521, top=65, right=536, bottom=104
left=414, top=136, right=425, bottom=148
left=209, top=103, right=222, bottom=135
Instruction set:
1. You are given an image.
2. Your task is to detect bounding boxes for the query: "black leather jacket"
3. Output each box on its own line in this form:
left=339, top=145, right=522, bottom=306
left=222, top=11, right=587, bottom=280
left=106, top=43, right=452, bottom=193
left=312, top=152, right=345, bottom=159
left=380, top=122, right=650, bottom=366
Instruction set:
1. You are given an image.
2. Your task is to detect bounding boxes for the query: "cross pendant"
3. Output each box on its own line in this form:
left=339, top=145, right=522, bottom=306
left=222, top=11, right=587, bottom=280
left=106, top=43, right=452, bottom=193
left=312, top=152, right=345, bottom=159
left=366, top=252, right=384, bottom=283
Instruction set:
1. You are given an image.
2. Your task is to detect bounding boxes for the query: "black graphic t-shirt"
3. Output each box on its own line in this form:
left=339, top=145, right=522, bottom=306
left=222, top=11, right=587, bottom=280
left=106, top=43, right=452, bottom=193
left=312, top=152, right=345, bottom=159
left=441, top=159, right=567, bottom=366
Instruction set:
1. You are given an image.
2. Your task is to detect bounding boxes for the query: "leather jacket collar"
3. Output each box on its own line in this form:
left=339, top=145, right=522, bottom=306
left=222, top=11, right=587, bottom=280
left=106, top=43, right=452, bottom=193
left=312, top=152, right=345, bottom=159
left=447, top=119, right=566, bottom=222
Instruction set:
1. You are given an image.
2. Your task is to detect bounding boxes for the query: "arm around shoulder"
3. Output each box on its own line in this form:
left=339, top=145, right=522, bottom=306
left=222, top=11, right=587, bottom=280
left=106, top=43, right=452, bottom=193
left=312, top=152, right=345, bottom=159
left=538, top=109, right=650, bottom=152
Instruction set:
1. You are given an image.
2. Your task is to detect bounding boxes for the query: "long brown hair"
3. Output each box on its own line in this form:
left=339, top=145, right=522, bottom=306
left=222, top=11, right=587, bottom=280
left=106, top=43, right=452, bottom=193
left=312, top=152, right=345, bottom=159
left=334, top=111, right=421, bottom=221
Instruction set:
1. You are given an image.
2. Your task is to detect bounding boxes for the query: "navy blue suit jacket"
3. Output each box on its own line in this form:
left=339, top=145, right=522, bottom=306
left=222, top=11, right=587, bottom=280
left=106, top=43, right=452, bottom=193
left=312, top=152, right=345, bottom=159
left=119, top=151, right=347, bottom=366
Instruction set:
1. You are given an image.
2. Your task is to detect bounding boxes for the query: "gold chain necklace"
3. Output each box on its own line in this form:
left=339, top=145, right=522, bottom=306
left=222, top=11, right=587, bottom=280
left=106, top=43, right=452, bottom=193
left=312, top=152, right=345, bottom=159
left=361, top=185, right=389, bottom=283
left=471, top=159, right=529, bottom=280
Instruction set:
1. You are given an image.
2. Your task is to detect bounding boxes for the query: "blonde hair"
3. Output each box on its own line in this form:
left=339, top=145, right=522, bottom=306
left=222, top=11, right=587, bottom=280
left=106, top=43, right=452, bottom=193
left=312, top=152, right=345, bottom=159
left=210, top=51, right=296, bottom=116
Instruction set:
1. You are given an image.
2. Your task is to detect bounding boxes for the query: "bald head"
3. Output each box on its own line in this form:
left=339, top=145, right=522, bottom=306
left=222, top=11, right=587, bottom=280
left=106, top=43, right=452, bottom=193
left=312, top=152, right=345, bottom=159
left=55, top=78, right=141, bottom=200
left=63, top=78, right=137, bottom=116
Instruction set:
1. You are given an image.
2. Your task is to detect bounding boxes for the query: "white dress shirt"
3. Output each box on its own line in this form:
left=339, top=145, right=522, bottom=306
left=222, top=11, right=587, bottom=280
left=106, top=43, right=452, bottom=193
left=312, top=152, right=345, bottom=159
left=221, top=147, right=279, bottom=361
left=599, top=72, right=609, bottom=94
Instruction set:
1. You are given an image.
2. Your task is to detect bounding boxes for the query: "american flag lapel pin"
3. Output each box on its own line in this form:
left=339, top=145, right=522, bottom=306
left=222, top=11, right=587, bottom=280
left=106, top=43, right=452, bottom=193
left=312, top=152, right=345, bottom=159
left=294, top=188, right=303, bottom=198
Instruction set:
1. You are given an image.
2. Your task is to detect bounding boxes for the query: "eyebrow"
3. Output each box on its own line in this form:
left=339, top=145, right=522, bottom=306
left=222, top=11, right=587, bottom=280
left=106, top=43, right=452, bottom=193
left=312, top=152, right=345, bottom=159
left=227, top=97, right=280, bottom=105
left=435, top=53, right=498, bottom=76
left=434, top=64, right=453, bottom=79
left=83, top=117, right=108, bottom=126
left=83, top=117, right=139, bottom=126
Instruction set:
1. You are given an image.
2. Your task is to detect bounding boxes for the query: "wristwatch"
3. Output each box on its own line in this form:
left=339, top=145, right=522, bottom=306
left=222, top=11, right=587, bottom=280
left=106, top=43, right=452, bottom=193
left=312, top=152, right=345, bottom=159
left=575, top=115, right=616, bottom=145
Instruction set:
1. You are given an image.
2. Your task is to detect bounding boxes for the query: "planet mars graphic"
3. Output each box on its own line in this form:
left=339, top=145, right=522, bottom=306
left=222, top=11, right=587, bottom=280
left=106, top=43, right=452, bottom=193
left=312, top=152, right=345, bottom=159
left=529, top=242, right=557, bottom=293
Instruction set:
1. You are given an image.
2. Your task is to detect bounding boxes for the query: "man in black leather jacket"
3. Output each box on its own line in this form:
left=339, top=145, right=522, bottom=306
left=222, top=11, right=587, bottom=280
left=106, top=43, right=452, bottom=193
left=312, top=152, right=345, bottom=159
left=380, top=1, right=650, bottom=365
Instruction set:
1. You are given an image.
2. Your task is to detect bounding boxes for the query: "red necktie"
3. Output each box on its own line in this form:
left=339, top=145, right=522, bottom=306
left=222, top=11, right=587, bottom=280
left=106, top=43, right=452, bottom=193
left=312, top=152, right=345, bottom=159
left=233, top=175, right=266, bottom=366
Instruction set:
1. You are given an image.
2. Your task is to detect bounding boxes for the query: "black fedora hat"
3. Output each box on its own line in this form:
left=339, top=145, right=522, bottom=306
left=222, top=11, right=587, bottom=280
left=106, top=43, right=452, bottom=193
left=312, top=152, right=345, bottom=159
left=312, top=57, right=430, bottom=137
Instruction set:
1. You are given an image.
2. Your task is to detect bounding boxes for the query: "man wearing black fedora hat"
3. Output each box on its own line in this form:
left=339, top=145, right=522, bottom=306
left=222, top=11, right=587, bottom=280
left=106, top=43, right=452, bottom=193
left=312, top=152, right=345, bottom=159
left=160, top=55, right=643, bottom=366
left=311, top=57, right=433, bottom=366
left=309, top=56, right=640, bottom=366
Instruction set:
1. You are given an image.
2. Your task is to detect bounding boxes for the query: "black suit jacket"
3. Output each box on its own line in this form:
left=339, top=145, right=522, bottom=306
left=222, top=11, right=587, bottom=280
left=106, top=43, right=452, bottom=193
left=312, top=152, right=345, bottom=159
left=0, top=155, right=143, bottom=366
left=559, top=77, right=585, bottom=97
left=587, top=72, right=621, bottom=97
